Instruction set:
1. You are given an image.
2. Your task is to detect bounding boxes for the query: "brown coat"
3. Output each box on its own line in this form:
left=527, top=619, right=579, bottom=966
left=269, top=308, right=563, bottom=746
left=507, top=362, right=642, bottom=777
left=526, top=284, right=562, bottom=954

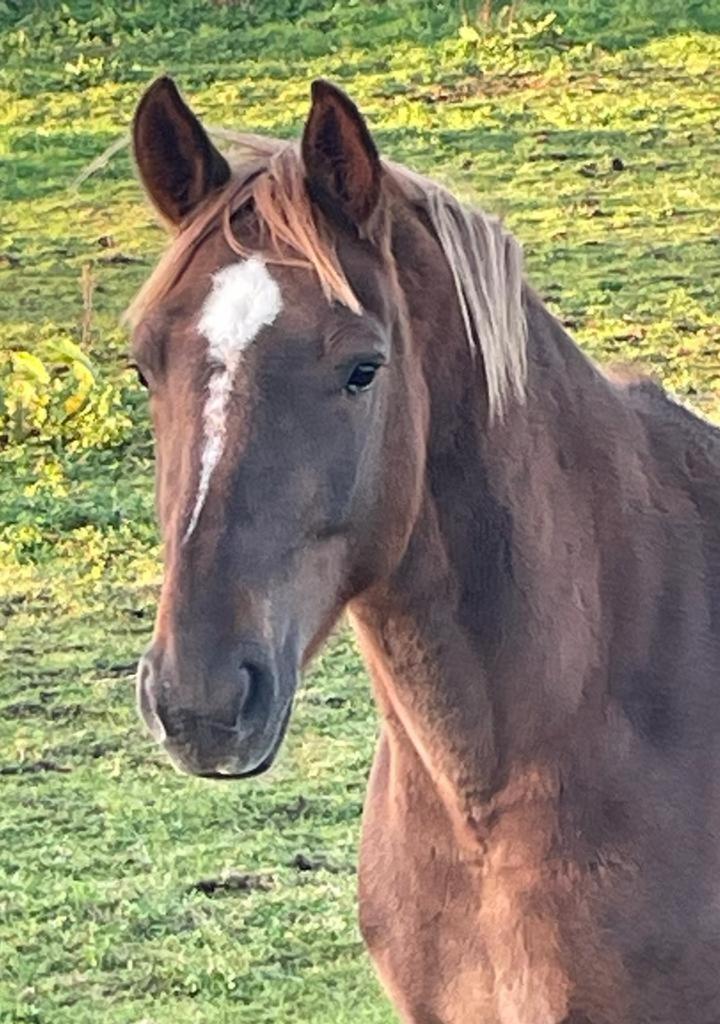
left=131, top=78, right=720, bottom=1023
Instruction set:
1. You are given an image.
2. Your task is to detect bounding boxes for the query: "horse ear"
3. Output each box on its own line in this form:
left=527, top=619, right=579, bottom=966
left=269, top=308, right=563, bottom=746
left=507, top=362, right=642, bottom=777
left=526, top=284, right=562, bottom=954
left=132, top=77, right=231, bottom=228
left=302, top=80, right=382, bottom=230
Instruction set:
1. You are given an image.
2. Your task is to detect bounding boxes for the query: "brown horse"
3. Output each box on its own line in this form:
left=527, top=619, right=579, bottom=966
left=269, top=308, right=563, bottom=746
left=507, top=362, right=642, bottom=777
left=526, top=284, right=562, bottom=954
left=130, top=77, right=720, bottom=1023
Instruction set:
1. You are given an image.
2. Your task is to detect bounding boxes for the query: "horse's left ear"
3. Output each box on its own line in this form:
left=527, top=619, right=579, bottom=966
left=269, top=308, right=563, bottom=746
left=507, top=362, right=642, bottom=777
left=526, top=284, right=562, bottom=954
left=302, top=80, right=382, bottom=230
left=133, top=76, right=231, bottom=229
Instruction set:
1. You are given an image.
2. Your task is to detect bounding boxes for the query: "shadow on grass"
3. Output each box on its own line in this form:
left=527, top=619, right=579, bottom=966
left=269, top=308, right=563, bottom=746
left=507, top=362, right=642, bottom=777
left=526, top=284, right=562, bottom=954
left=522, top=0, right=720, bottom=49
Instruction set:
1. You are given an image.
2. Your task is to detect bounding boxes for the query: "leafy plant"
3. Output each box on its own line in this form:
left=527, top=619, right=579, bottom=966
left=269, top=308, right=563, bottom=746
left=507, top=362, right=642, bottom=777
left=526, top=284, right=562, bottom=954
left=0, top=333, right=131, bottom=448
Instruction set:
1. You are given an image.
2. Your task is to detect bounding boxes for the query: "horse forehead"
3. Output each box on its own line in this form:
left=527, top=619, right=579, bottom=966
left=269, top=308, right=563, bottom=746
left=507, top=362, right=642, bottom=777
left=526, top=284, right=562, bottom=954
left=198, top=256, right=283, bottom=365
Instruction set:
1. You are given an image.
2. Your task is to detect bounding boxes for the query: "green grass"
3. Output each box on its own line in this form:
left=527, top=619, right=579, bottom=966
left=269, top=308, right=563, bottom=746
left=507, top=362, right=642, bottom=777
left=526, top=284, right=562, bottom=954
left=2, top=1, right=720, bottom=1021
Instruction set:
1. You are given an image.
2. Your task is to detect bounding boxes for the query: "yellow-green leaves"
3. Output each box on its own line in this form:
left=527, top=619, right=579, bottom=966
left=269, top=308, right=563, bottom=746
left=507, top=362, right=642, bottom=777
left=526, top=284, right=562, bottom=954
left=0, top=333, right=131, bottom=447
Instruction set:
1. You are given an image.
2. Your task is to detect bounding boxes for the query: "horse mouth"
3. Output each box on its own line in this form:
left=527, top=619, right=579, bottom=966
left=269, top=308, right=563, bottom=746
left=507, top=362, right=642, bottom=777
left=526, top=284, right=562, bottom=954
left=198, top=753, right=275, bottom=780
left=195, top=701, right=292, bottom=781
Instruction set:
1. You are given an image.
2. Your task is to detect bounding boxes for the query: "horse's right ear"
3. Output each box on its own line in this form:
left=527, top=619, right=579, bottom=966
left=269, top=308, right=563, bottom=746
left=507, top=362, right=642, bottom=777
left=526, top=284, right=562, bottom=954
left=132, top=77, right=231, bottom=229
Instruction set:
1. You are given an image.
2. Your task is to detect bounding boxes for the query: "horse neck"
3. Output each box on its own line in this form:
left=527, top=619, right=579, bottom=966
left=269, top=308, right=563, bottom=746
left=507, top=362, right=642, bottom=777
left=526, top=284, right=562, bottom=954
left=351, top=266, right=637, bottom=821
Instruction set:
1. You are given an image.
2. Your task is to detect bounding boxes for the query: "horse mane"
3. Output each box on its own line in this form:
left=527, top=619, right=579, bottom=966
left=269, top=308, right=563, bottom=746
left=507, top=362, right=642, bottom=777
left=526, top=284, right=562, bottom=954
left=126, top=132, right=527, bottom=416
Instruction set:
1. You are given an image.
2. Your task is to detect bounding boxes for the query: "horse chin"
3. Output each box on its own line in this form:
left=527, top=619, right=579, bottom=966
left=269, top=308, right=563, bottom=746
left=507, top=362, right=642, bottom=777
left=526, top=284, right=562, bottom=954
left=198, top=752, right=276, bottom=781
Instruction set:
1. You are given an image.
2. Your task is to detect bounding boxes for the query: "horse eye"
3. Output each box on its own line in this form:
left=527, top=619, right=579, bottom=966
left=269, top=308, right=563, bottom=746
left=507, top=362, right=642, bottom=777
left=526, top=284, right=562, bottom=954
left=129, top=362, right=149, bottom=389
left=345, top=362, right=380, bottom=395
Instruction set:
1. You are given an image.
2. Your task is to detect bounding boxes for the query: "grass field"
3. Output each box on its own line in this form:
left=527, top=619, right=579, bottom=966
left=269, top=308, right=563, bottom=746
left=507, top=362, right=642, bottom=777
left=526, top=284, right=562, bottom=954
left=2, top=1, right=720, bottom=1021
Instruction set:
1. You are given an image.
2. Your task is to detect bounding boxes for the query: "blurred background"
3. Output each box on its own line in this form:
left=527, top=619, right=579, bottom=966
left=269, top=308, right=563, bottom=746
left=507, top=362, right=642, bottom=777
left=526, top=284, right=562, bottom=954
left=1, top=1, right=719, bottom=1021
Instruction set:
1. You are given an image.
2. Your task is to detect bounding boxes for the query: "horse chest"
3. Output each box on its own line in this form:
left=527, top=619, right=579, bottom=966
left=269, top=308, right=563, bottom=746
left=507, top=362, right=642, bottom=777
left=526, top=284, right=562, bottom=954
left=359, top=733, right=575, bottom=1024
left=359, top=825, right=573, bottom=1024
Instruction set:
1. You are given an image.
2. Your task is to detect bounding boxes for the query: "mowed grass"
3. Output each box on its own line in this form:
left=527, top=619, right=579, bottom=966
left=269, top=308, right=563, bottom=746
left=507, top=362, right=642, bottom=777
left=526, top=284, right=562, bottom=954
left=2, top=2, right=720, bottom=1021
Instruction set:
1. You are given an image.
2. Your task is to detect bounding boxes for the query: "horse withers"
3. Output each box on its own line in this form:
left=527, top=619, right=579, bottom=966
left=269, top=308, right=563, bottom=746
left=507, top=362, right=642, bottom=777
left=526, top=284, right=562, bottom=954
left=129, top=77, right=720, bottom=1023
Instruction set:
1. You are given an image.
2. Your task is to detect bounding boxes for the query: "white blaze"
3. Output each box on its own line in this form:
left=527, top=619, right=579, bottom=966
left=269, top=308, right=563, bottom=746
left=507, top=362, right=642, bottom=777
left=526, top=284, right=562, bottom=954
left=183, top=257, right=282, bottom=542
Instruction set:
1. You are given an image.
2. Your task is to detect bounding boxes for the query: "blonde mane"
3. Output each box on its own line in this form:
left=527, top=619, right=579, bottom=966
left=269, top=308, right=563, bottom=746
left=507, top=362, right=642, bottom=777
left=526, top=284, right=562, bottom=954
left=126, top=132, right=527, bottom=416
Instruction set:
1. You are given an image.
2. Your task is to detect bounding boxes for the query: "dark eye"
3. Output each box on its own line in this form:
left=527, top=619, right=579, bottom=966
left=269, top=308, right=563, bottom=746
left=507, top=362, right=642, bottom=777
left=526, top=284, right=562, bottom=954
left=129, top=362, right=149, bottom=389
left=345, top=362, right=380, bottom=395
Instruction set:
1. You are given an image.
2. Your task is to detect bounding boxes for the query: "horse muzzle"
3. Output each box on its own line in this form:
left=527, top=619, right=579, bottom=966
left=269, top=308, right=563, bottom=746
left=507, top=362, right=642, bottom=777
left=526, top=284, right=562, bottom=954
left=136, top=644, right=293, bottom=778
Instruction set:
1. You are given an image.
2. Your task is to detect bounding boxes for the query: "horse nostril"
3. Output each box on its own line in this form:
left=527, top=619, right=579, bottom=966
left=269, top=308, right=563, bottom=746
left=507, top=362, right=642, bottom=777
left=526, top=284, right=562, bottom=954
left=137, top=654, right=168, bottom=743
left=236, top=662, right=266, bottom=724
left=138, top=650, right=274, bottom=748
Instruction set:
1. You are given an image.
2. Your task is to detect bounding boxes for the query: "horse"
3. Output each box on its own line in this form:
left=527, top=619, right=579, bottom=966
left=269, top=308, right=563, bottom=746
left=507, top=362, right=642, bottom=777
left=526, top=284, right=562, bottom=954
left=130, top=76, right=720, bottom=1023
